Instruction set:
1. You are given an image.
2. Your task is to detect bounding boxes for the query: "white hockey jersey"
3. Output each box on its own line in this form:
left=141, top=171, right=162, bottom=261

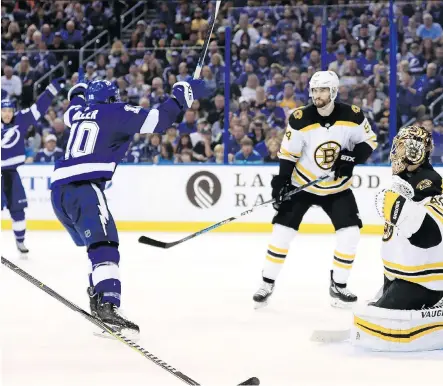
left=279, top=103, right=377, bottom=196
left=379, top=190, right=443, bottom=291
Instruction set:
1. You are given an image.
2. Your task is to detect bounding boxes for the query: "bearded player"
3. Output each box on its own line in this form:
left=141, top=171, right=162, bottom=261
left=253, top=71, right=378, bottom=309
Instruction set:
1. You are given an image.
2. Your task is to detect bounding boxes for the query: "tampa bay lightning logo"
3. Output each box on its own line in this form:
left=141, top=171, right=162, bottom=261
left=1, top=125, right=21, bottom=149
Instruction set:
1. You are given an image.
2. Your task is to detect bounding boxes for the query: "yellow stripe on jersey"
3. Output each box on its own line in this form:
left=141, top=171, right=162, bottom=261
left=268, top=245, right=288, bottom=254
left=383, top=191, right=400, bottom=222
left=365, top=135, right=378, bottom=150
left=296, top=163, right=347, bottom=187
left=279, top=146, right=301, bottom=159
left=383, top=259, right=443, bottom=272
left=334, top=120, right=359, bottom=127
left=383, top=270, right=443, bottom=283
left=354, top=316, right=443, bottom=343
left=334, top=250, right=355, bottom=261
left=299, top=123, right=321, bottom=132
left=293, top=171, right=353, bottom=195
left=425, top=203, right=443, bottom=224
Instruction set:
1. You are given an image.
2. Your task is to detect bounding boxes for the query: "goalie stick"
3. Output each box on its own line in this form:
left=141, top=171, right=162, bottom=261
left=1, top=256, right=259, bottom=386
left=139, top=174, right=331, bottom=249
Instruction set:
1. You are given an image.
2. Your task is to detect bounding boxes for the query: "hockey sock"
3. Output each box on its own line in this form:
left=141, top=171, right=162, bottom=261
left=262, top=224, right=296, bottom=283
left=88, top=244, right=121, bottom=307
left=10, top=210, right=26, bottom=243
left=332, top=226, right=360, bottom=285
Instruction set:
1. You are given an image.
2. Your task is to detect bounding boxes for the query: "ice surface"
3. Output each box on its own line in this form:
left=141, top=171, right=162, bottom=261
left=1, top=231, right=442, bottom=386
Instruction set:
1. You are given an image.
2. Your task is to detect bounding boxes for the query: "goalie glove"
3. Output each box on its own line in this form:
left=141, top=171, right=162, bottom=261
left=375, top=189, right=425, bottom=238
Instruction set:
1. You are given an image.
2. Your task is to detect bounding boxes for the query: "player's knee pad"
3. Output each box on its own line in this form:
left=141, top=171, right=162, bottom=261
left=351, top=304, right=443, bottom=352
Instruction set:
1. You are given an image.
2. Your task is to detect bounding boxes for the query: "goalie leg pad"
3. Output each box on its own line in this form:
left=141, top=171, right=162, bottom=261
left=351, top=304, right=443, bottom=352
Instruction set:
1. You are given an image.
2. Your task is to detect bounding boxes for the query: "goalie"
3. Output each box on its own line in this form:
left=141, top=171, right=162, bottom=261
left=351, top=126, right=443, bottom=352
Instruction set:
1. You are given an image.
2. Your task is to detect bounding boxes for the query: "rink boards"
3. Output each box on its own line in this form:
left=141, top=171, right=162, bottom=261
left=3, top=165, right=441, bottom=233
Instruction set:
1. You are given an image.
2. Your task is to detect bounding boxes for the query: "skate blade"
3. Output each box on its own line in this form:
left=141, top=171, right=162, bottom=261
left=253, top=300, right=269, bottom=310
left=93, top=328, right=140, bottom=341
left=330, top=297, right=356, bottom=309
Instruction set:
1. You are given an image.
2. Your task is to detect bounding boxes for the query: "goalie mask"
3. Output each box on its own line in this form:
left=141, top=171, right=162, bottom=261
left=390, top=125, right=433, bottom=175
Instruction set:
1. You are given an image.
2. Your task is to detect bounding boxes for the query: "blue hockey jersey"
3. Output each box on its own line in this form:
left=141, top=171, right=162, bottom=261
left=50, top=96, right=181, bottom=188
left=1, top=89, right=56, bottom=170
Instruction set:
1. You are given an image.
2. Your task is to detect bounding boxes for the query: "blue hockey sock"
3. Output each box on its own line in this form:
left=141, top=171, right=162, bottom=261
left=88, top=244, right=121, bottom=307
left=10, top=210, right=26, bottom=243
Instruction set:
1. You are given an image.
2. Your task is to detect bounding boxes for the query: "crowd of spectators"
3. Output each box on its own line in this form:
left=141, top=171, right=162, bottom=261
left=1, top=0, right=443, bottom=165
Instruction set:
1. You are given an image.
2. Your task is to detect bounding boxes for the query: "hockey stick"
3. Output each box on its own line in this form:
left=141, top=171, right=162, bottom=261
left=1, top=256, right=259, bottom=386
left=193, top=1, right=221, bottom=80
left=139, top=174, right=331, bottom=249
left=310, top=329, right=351, bottom=343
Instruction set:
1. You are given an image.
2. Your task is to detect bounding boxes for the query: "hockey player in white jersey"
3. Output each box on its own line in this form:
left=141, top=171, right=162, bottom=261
left=253, top=71, right=378, bottom=309
left=351, top=125, right=443, bottom=352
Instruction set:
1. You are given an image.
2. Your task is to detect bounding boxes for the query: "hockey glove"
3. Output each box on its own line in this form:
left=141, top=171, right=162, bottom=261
left=67, top=82, right=88, bottom=101
left=332, top=149, right=356, bottom=180
left=172, top=79, right=207, bottom=109
left=271, top=175, right=293, bottom=211
left=46, top=77, right=65, bottom=96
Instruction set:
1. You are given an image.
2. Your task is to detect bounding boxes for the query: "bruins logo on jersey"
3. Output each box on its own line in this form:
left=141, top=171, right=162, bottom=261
left=416, top=179, right=432, bottom=191
left=382, top=222, right=394, bottom=242
left=293, top=108, right=303, bottom=119
left=314, top=141, right=341, bottom=170
left=351, top=105, right=361, bottom=113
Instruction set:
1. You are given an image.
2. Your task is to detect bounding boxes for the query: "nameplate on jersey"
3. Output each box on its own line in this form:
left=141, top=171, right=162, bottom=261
left=72, top=110, right=99, bottom=121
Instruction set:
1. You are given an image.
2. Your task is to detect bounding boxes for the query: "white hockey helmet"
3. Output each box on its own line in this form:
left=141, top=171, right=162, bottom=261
left=309, top=71, right=340, bottom=102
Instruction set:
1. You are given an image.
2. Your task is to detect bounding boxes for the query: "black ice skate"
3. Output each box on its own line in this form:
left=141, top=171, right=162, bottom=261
left=87, top=287, right=98, bottom=317
left=329, top=271, right=357, bottom=308
left=253, top=281, right=275, bottom=309
left=16, top=240, right=29, bottom=259
left=96, top=299, right=140, bottom=337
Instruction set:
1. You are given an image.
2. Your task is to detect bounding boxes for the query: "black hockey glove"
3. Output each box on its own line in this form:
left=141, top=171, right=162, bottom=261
left=332, top=149, right=356, bottom=180
left=271, top=175, right=292, bottom=211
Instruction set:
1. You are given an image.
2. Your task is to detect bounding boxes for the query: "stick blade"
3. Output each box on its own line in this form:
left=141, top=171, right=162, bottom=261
left=138, top=236, right=169, bottom=249
left=238, top=377, right=260, bottom=385
left=310, top=329, right=350, bottom=343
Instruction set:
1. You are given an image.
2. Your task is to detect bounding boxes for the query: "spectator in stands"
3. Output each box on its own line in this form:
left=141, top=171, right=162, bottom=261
left=209, top=53, right=225, bottom=86
left=417, top=13, right=443, bottom=42
left=41, top=24, right=54, bottom=46
left=398, top=71, right=426, bottom=123
left=33, top=134, right=64, bottom=163
left=423, top=62, right=443, bottom=104
left=85, top=62, right=98, bottom=81
left=49, top=32, right=68, bottom=64
left=210, top=144, right=225, bottom=164
left=154, top=142, right=175, bottom=164
left=267, top=73, right=285, bottom=97
left=1, top=65, right=22, bottom=100
left=201, top=65, right=217, bottom=98
left=241, top=74, right=260, bottom=102
left=233, top=13, right=260, bottom=49
left=61, top=20, right=83, bottom=48
left=261, top=95, right=286, bottom=129
left=228, top=124, right=247, bottom=156
left=278, top=82, right=298, bottom=114
left=176, top=62, right=191, bottom=82
left=328, top=46, right=347, bottom=77
left=115, top=52, right=131, bottom=78
left=50, top=118, right=70, bottom=150
left=16, top=57, right=36, bottom=107
left=408, top=42, right=427, bottom=75
left=236, top=62, right=255, bottom=88
left=176, top=133, right=193, bottom=155
left=178, top=109, right=197, bottom=135
left=192, top=122, right=213, bottom=162
left=264, top=139, right=280, bottom=163
left=207, top=94, right=224, bottom=126
left=234, top=137, right=263, bottom=164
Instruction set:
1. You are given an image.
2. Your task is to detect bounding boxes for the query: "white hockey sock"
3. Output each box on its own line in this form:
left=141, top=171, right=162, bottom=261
left=332, top=226, right=360, bottom=284
left=262, top=224, right=296, bottom=282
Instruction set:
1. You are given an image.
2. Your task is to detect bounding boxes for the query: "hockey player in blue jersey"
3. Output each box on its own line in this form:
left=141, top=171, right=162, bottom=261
left=50, top=78, right=206, bottom=335
left=1, top=78, right=65, bottom=257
